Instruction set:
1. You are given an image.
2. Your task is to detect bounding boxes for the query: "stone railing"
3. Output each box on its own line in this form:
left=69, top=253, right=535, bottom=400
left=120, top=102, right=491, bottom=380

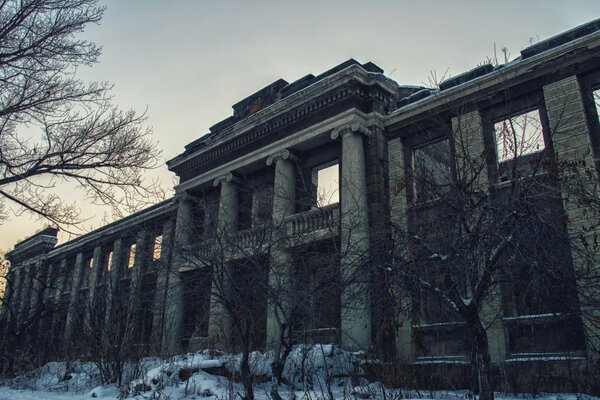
left=285, top=203, right=340, bottom=238
left=180, top=204, right=341, bottom=264
left=235, top=225, right=267, bottom=250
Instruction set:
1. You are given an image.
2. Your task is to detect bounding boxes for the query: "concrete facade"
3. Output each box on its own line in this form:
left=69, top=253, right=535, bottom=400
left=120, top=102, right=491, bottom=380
left=3, top=19, right=600, bottom=390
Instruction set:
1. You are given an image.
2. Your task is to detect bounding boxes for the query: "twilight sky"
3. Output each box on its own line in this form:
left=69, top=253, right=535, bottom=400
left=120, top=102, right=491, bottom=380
left=2, top=0, right=599, bottom=252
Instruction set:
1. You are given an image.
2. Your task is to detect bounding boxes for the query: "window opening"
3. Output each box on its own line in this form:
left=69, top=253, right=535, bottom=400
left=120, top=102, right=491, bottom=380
left=593, top=89, right=600, bottom=123
left=152, top=235, right=162, bottom=261
left=413, top=139, right=453, bottom=203
left=106, top=251, right=113, bottom=271
left=127, top=243, right=136, bottom=269
left=494, top=109, right=544, bottom=162
left=312, top=162, right=339, bottom=207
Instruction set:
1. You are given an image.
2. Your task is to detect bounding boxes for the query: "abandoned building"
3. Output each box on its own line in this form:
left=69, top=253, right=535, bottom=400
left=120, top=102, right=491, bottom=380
left=3, top=19, right=600, bottom=389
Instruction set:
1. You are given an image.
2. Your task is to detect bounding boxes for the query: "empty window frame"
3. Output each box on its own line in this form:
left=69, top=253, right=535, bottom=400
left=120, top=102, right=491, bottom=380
left=127, top=243, right=136, bottom=269
left=152, top=234, right=162, bottom=261
left=311, top=161, right=339, bottom=207
left=413, top=138, right=453, bottom=203
left=106, top=251, right=113, bottom=271
left=593, top=88, right=600, bottom=123
left=494, top=109, right=545, bottom=162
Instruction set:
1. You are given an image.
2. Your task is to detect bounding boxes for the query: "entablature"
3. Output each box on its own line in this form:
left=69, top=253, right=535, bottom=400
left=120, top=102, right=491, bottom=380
left=168, top=63, right=402, bottom=182
left=385, top=28, right=600, bottom=136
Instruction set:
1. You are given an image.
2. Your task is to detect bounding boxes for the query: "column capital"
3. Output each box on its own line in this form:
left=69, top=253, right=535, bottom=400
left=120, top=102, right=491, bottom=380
left=266, top=149, right=299, bottom=166
left=331, top=121, right=370, bottom=141
left=212, top=172, right=238, bottom=187
left=174, top=191, right=194, bottom=204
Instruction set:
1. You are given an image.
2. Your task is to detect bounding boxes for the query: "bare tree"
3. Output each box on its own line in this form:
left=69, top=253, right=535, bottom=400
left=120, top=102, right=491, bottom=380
left=0, top=0, right=162, bottom=226
left=387, top=106, right=588, bottom=399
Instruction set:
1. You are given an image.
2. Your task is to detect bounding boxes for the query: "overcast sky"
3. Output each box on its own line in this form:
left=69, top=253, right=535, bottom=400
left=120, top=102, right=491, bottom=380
left=2, top=0, right=600, bottom=252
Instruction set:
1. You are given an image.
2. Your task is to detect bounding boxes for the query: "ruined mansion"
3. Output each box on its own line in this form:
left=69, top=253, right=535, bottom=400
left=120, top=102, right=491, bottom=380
left=3, top=20, right=600, bottom=389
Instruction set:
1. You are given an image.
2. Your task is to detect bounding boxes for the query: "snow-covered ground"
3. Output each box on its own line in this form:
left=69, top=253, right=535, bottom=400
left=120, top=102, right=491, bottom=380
left=0, top=345, right=597, bottom=400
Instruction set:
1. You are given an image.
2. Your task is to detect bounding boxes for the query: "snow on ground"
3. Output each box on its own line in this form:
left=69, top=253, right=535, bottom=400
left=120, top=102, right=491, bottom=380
left=0, top=345, right=597, bottom=400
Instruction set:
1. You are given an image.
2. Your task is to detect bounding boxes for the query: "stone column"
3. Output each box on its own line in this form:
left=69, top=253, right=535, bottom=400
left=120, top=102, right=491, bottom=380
left=37, top=261, right=58, bottom=355
left=544, top=76, right=600, bottom=359
left=161, top=194, right=194, bottom=354
left=64, top=252, right=85, bottom=343
left=84, top=245, right=104, bottom=330
left=16, top=265, right=34, bottom=321
left=0, top=266, right=20, bottom=342
left=152, top=218, right=175, bottom=351
left=125, top=231, right=149, bottom=343
left=25, top=259, right=49, bottom=347
left=331, top=122, right=371, bottom=349
left=265, top=150, right=297, bottom=346
left=48, top=258, right=69, bottom=352
left=105, top=239, right=125, bottom=327
left=208, top=173, right=237, bottom=349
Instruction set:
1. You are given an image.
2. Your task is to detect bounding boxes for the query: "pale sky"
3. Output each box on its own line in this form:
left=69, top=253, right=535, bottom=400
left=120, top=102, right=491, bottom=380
left=2, top=0, right=599, bottom=252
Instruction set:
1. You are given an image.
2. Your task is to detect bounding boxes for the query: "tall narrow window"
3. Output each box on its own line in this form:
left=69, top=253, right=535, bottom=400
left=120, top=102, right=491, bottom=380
left=593, top=89, right=600, bottom=122
left=413, top=139, right=453, bottom=203
left=127, top=243, right=136, bottom=269
left=106, top=251, right=113, bottom=271
left=152, top=235, right=162, bottom=261
left=494, top=109, right=544, bottom=161
left=312, top=162, right=339, bottom=207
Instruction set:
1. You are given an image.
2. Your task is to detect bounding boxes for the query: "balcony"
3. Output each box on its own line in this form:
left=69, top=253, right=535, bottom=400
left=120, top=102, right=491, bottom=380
left=285, top=203, right=340, bottom=244
left=180, top=203, right=340, bottom=268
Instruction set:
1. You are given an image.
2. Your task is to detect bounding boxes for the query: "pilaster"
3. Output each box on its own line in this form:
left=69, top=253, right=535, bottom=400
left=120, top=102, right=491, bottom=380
left=544, top=75, right=599, bottom=359
left=388, top=137, right=415, bottom=362
left=452, top=110, right=505, bottom=363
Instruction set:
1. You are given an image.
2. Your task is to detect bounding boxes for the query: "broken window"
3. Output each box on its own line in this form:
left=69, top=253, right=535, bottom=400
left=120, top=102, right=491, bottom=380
left=593, top=89, right=600, bottom=123
left=152, top=235, right=162, bottom=261
left=252, top=185, right=273, bottom=225
left=413, top=139, right=453, bottom=203
left=106, top=251, right=113, bottom=271
left=311, top=161, right=339, bottom=207
left=127, top=243, right=136, bottom=269
left=494, top=109, right=545, bottom=162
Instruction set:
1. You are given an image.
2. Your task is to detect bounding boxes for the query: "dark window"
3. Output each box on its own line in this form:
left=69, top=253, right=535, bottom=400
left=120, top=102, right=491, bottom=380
left=413, top=139, right=453, bottom=203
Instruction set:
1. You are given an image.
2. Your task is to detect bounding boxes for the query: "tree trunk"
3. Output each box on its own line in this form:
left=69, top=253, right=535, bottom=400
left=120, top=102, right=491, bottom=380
left=270, top=323, right=292, bottom=400
left=239, top=322, right=254, bottom=400
left=471, top=317, right=494, bottom=400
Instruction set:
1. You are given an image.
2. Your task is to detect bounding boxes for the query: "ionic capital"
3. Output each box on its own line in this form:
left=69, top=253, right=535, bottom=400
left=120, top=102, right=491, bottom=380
left=213, top=172, right=235, bottom=187
left=174, top=191, right=194, bottom=204
left=330, top=122, right=370, bottom=140
left=266, top=149, right=299, bottom=166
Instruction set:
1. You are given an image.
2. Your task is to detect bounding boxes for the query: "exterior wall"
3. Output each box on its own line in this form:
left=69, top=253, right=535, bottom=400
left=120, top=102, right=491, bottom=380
left=2, top=23, right=600, bottom=391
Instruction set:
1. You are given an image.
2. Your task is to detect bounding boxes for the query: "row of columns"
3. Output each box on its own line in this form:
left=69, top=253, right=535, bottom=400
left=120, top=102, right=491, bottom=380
left=2, top=119, right=376, bottom=356
left=162, top=121, right=373, bottom=354
left=1, top=218, right=176, bottom=357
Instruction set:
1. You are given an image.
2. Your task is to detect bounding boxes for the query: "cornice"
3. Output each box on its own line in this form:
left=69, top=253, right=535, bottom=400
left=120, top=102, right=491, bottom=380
left=46, top=199, right=177, bottom=260
left=168, top=64, right=398, bottom=173
left=384, top=30, right=600, bottom=129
